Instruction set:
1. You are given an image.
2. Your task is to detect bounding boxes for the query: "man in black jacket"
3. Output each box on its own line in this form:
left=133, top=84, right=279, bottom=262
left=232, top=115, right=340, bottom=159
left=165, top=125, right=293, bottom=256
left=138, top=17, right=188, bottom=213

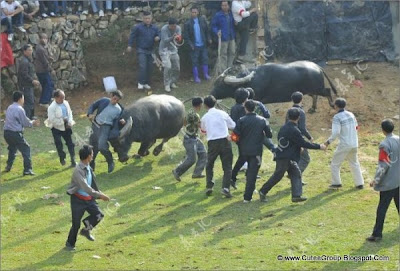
left=233, top=100, right=272, bottom=202
left=183, top=6, right=212, bottom=83
left=259, top=108, right=326, bottom=203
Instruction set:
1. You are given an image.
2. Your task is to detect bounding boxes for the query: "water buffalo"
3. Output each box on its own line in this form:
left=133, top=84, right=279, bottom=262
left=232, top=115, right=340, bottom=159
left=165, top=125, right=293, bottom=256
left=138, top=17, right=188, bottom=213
left=211, top=61, right=338, bottom=112
left=113, top=94, right=185, bottom=162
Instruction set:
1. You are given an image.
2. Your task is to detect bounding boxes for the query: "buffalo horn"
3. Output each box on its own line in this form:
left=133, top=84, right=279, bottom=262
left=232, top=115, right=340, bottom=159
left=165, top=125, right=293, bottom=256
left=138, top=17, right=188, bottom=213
left=119, top=116, right=133, bottom=140
left=223, top=71, right=255, bottom=85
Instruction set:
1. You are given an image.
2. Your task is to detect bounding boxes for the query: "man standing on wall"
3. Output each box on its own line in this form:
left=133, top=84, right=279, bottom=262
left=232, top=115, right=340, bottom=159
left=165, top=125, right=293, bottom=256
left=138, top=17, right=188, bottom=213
left=35, top=33, right=54, bottom=107
left=159, top=17, right=181, bottom=93
left=127, top=11, right=160, bottom=90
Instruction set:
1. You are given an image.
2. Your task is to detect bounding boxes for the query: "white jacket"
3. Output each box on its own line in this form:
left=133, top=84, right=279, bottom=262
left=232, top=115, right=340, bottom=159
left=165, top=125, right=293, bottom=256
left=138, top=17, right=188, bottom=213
left=45, top=100, right=75, bottom=131
left=232, top=1, right=252, bottom=23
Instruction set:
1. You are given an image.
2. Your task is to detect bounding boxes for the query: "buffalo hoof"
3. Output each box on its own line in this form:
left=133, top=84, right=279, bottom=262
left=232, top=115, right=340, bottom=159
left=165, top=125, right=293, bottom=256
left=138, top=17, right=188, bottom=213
left=153, top=146, right=163, bottom=156
left=119, top=157, right=129, bottom=163
left=308, top=108, right=316, bottom=114
left=132, top=154, right=143, bottom=159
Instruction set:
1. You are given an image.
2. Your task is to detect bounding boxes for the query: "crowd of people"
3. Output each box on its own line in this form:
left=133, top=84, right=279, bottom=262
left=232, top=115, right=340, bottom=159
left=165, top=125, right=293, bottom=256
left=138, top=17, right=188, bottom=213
left=2, top=0, right=398, bottom=252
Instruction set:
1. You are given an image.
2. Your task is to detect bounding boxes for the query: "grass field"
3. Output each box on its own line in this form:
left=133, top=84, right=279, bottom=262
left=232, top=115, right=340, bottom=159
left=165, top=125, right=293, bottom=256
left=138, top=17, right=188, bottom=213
left=1, top=98, right=399, bottom=270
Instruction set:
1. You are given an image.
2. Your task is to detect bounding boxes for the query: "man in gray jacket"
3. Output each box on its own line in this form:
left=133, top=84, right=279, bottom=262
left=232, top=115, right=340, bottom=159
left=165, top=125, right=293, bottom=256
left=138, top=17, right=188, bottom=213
left=65, top=145, right=110, bottom=251
left=366, top=119, right=399, bottom=242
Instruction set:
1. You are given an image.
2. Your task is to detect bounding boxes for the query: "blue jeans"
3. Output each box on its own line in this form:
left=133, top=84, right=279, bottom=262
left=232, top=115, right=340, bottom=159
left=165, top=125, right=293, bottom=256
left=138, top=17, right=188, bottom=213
left=190, top=46, right=208, bottom=67
left=53, top=1, right=67, bottom=14
left=1, top=13, right=23, bottom=33
left=37, top=72, right=54, bottom=104
left=137, top=51, right=153, bottom=85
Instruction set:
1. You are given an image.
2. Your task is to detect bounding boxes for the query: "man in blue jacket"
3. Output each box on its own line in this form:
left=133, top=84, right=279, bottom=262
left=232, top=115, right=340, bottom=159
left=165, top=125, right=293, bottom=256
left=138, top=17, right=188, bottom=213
left=87, top=90, right=125, bottom=173
left=259, top=108, right=326, bottom=203
left=126, top=11, right=160, bottom=90
left=211, top=1, right=236, bottom=74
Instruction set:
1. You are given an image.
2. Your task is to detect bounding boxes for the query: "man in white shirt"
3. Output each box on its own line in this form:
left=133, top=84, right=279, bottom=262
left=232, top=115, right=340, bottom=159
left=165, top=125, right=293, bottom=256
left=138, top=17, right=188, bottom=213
left=201, top=95, right=236, bottom=198
left=231, top=0, right=258, bottom=63
left=324, top=98, right=364, bottom=189
left=1, top=0, right=25, bottom=41
left=45, top=89, right=76, bottom=167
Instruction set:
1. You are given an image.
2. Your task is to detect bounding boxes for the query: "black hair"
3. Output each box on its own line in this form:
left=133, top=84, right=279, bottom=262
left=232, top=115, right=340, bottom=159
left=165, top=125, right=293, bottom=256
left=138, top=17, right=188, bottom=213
left=291, top=91, right=303, bottom=104
left=143, top=11, right=152, bottom=16
left=111, top=90, right=123, bottom=99
left=13, top=91, right=23, bottom=102
left=381, top=119, right=394, bottom=133
left=168, top=17, right=177, bottom=25
left=79, top=145, right=93, bottom=161
left=234, top=88, right=249, bottom=104
left=244, top=100, right=256, bottom=112
left=192, top=97, right=203, bottom=107
left=334, top=98, right=346, bottom=109
left=288, top=108, right=301, bottom=121
left=246, top=88, right=255, bottom=100
left=190, top=6, right=199, bottom=11
left=22, top=44, right=32, bottom=52
left=204, top=95, right=216, bottom=108
left=53, top=89, right=64, bottom=98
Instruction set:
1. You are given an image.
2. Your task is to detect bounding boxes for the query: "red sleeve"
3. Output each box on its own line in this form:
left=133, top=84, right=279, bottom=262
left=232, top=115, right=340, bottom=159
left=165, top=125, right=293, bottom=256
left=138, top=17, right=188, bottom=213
left=239, top=9, right=245, bottom=17
left=231, top=132, right=240, bottom=143
left=378, top=148, right=390, bottom=163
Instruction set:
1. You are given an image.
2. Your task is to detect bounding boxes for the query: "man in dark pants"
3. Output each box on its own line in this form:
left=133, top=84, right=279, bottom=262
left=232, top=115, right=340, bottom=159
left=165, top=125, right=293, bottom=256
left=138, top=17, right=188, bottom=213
left=172, top=97, right=207, bottom=181
left=127, top=11, right=160, bottom=90
left=232, top=100, right=272, bottom=202
left=17, top=44, right=40, bottom=120
left=201, top=95, right=236, bottom=198
left=259, top=108, right=326, bottom=203
left=87, top=90, right=125, bottom=173
left=285, top=91, right=313, bottom=184
left=45, top=90, right=76, bottom=167
left=65, top=145, right=110, bottom=251
left=184, top=6, right=212, bottom=83
left=366, top=119, right=399, bottom=242
left=34, top=33, right=54, bottom=107
left=3, top=91, right=40, bottom=175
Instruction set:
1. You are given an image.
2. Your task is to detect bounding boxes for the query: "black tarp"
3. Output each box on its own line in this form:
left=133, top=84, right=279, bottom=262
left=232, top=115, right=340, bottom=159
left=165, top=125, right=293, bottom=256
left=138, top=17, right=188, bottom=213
left=264, top=1, right=396, bottom=62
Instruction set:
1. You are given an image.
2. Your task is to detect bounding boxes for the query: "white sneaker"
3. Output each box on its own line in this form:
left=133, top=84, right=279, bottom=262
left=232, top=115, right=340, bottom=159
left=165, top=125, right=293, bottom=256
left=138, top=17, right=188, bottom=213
left=240, top=162, right=248, bottom=171
left=170, top=83, right=178, bottom=89
left=41, top=13, right=48, bottom=18
left=17, top=26, right=26, bottom=33
left=165, top=85, right=171, bottom=92
left=243, top=200, right=251, bottom=203
left=144, top=84, right=151, bottom=90
left=7, top=33, right=13, bottom=41
left=82, top=10, right=88, bottom=15
left=138, top=83, right=144, bottom=90
left=99, top=10, right=104, bottom=17
left=125, top=7, right=131, bottom=12
left=50, top=12, right=56, bottom=17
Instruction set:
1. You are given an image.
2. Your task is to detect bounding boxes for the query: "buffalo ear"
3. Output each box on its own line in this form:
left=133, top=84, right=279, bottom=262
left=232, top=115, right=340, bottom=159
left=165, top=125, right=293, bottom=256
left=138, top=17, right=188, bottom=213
left=119, top=116, right=133, bottom=140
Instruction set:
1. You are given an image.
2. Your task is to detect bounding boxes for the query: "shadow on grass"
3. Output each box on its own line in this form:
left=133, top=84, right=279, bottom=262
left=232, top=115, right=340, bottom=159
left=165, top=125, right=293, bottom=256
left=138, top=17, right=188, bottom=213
left=321, top=227, right=400, bottom=270
left=16, top=248, right=74, bottom=270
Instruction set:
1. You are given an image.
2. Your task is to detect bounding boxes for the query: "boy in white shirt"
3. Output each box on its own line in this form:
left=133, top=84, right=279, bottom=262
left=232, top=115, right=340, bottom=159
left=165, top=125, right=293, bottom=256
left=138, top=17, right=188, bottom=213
left=1, top=0, right=25, bottom=41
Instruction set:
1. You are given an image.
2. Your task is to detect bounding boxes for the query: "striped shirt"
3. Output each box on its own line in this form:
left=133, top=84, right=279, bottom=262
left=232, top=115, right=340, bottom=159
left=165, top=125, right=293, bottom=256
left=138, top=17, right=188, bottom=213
left=327, top=109, right=359, bottom=148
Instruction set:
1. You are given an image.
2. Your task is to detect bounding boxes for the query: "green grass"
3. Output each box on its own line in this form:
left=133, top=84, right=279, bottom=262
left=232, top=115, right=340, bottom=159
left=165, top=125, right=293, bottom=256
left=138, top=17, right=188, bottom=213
left=1, top=99, right=399, bottom=270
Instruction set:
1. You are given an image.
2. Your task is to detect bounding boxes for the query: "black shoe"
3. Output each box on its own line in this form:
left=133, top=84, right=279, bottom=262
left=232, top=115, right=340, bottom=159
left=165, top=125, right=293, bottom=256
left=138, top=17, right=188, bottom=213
left=356, top=185, right=364, bottom=189
left=70, top=161, right=77, bottom=168
left=259, top=191, right=267, bottom=202
left=65, top=242, right=76, bottom=251
left=60, top=158, right=66, bottom=166
left=292, top=196, right=307, bottom=202
left=221, top=188, right=232, bottom=198
left=80, top=229, right=95, bottom=241
left=205, top=188, right=213, bottom=196
left=4, top=166, right=11, bottom=172
left=230, top=180, right=238, bottom=190
left=366, top=235, right=382, bottom=242
left=108, top=161, right=115, bottom=173
left=172, top=169, right=181, bottom=182
left=328, top=184, right=342, bottom=190
left=192, top=174, right=205, bottom=179
left=23, top=170, right=35, bottom=176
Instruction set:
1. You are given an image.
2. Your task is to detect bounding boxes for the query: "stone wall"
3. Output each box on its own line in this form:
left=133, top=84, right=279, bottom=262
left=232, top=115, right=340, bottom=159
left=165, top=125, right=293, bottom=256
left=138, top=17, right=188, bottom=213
left=0, top=1, right=256, bottom=96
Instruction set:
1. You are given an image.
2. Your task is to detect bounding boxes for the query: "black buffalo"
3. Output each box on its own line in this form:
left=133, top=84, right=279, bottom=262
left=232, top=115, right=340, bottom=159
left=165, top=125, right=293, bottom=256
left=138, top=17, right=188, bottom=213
left=211, top=61, right=337, bottom=112
left=113, top=95, right=185, bottom=162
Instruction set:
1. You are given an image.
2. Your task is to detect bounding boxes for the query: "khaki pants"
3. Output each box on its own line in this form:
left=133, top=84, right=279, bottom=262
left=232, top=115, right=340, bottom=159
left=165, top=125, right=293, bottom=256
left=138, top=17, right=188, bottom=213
left=330, top=147, right=364, bottom=186
left=160, top=52, right=180, bottom=87
left=218, top=40, right=236, bottom=74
